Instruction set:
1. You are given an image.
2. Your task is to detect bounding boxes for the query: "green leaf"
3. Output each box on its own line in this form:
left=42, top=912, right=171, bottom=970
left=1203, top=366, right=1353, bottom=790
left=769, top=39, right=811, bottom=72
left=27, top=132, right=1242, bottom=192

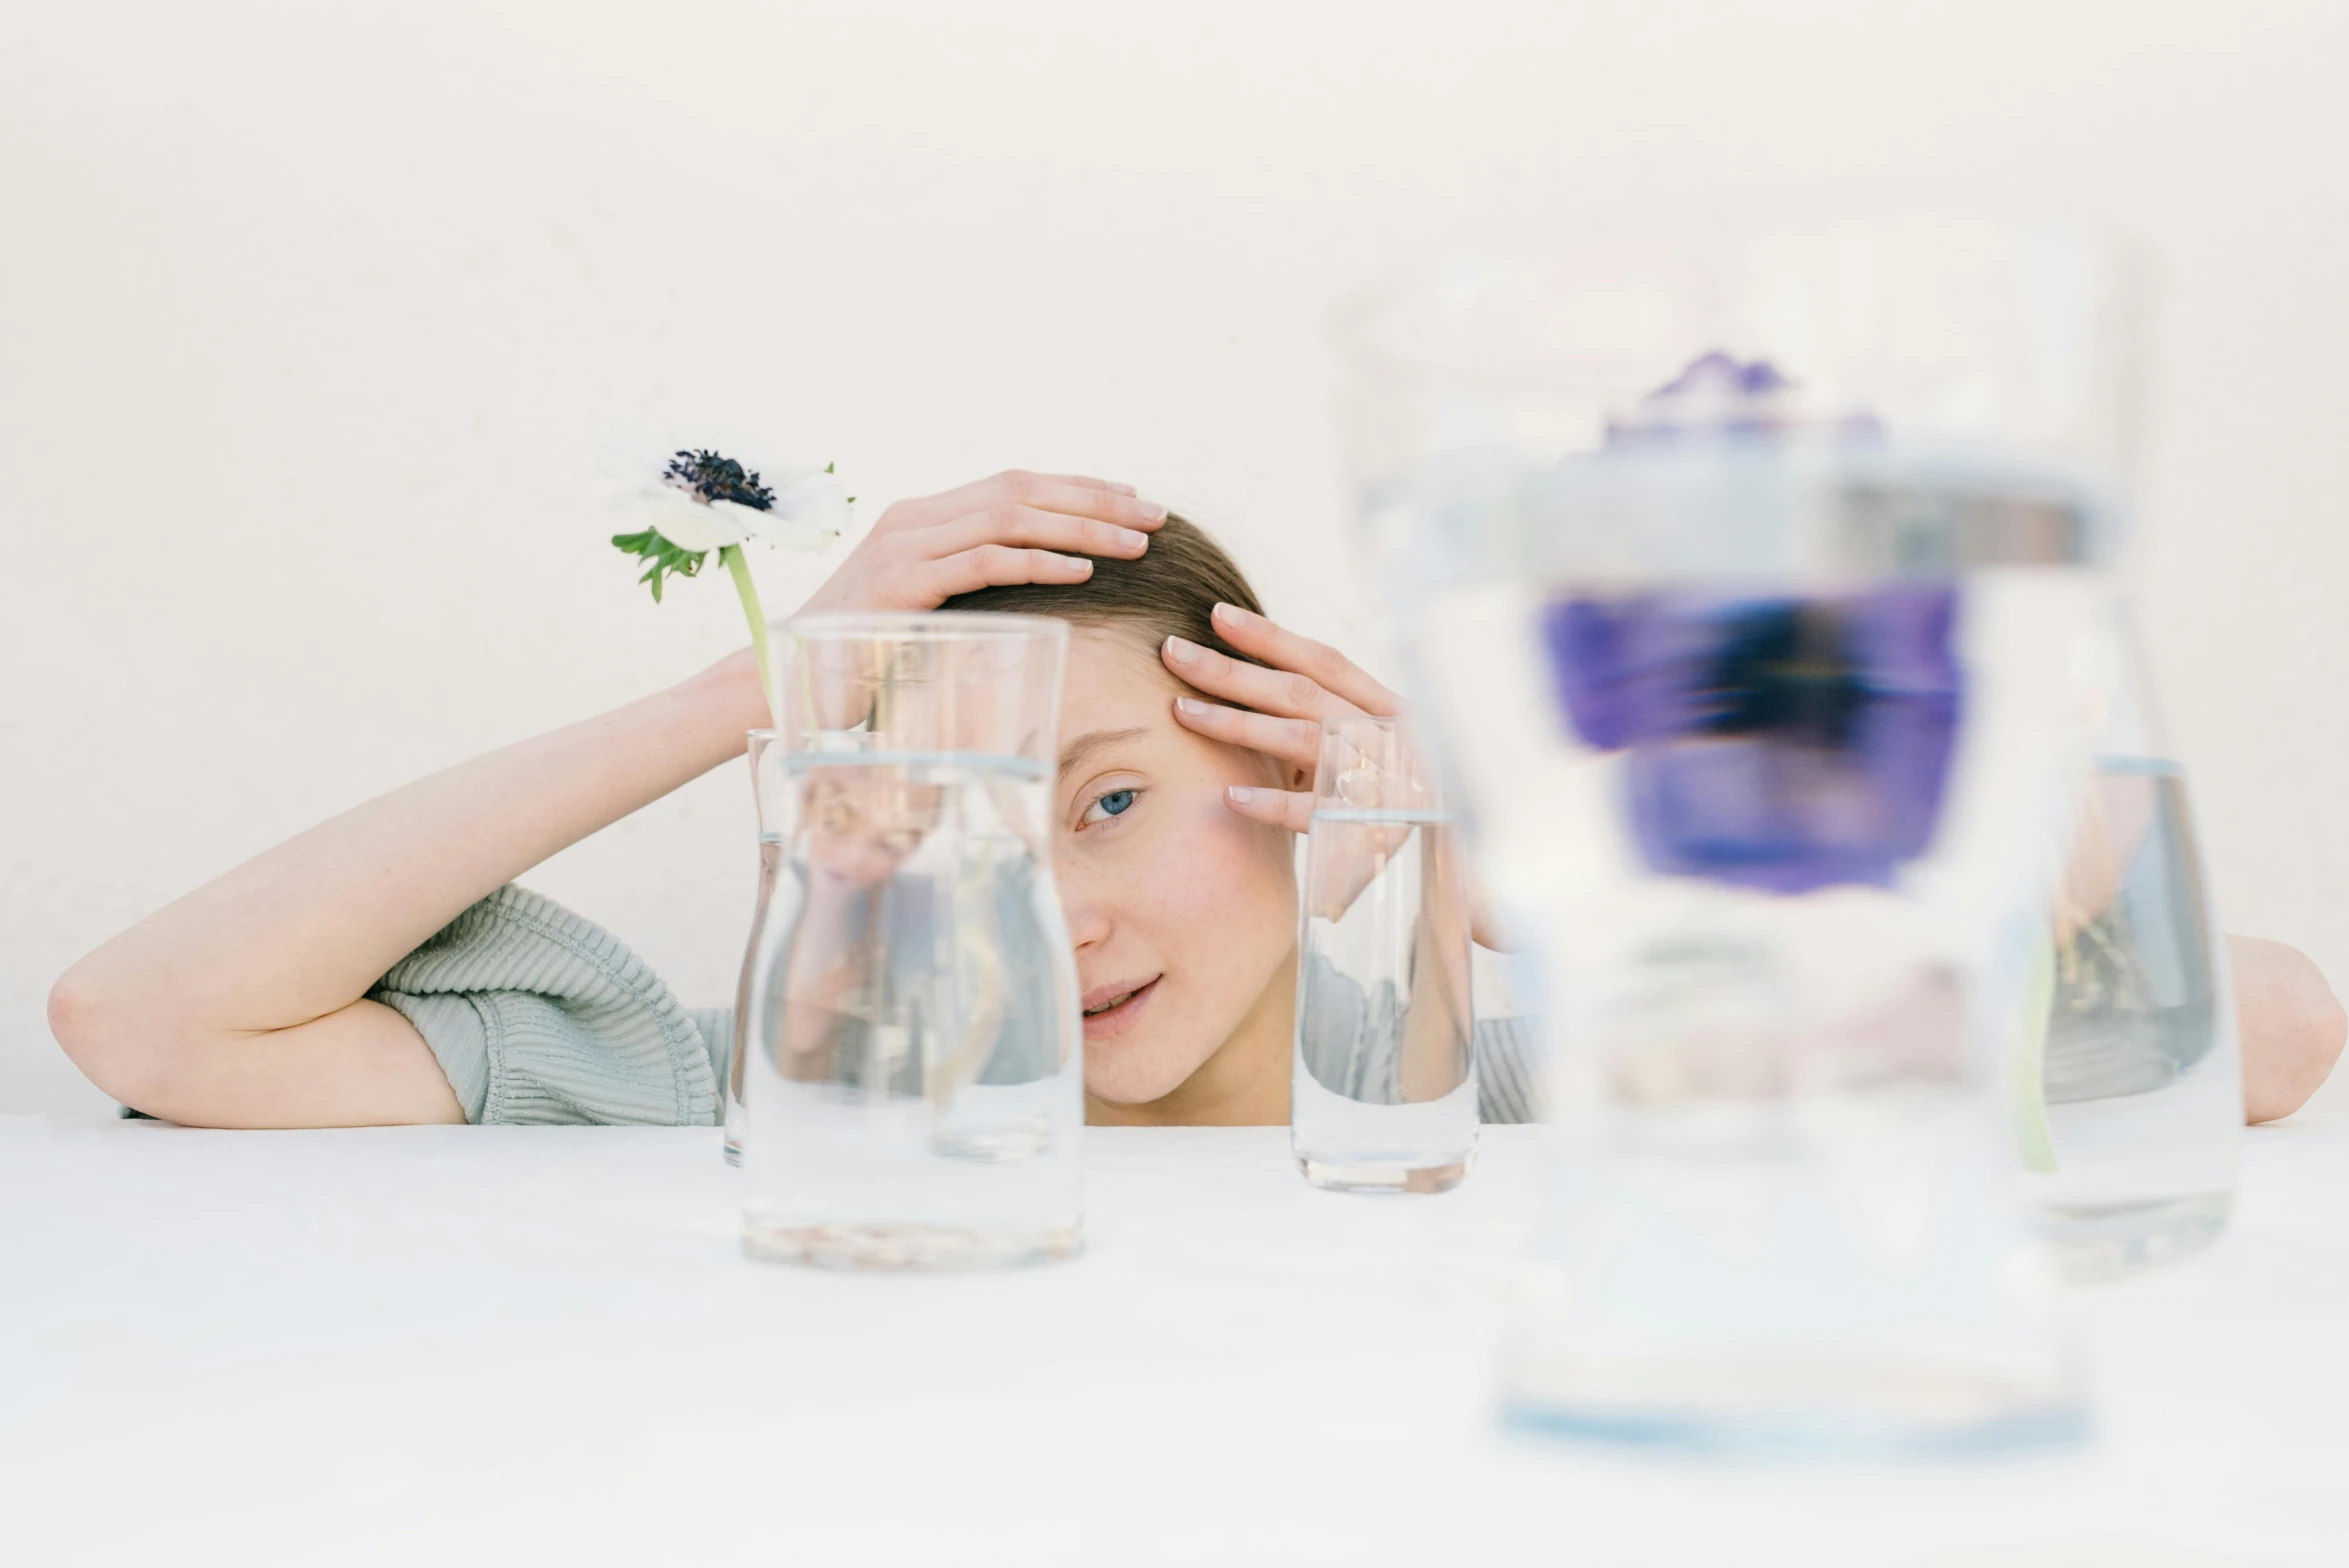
left=611, top=527, right=709, bottom=603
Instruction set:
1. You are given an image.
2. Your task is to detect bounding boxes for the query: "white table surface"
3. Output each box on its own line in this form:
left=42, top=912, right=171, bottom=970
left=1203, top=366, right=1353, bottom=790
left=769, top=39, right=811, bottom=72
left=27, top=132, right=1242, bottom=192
left=4, top=1116, right=2346, bottom=1567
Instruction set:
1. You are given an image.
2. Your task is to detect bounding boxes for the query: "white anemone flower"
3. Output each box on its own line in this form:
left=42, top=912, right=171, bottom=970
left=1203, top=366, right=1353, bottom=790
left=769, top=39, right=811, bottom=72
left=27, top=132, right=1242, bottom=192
left=609, top=445, right=850, bottom=731
left=624, top=461, right=848, bottom=554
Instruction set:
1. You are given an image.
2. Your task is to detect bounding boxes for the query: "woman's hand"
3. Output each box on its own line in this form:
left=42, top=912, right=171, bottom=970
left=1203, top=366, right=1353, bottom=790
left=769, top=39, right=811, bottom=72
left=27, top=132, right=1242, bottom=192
left=692, top=469, right=1164, bottom=734
left=1162, top=603, right=1503, bottom=950
left=1158, top=601, right=1402, bottom=830
left=795, top=470, right=1166, bottom=618
left=1159, top=603, right=1416, bottom=925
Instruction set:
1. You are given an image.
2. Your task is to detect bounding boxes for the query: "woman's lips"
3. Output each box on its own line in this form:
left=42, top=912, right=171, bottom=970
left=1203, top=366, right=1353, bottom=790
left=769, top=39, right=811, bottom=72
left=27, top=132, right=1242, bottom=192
left=1081, top=976, right=1160, bottom=1041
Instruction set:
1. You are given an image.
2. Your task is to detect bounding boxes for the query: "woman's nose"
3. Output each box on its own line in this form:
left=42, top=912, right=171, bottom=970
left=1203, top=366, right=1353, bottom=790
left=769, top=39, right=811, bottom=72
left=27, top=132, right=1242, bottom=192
left=1057, top=872, right=1112, bottom=950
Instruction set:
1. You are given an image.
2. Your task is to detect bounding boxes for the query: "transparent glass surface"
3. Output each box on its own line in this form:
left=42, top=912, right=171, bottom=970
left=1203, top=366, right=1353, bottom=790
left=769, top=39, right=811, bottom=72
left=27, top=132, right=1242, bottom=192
left=2023, top=608, right=2241, bottom=1281
left=1338, top=223, right=2127, bottom=1451
left=738, top=614, right=1084, bottom=1269
left=721, top=730, right=784, bottom=1167
left=1293, top=714, right=1477, bottom=1193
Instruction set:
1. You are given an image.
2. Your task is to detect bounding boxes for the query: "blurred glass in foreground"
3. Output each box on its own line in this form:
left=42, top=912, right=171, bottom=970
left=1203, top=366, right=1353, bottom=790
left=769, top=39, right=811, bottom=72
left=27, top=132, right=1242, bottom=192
left=1293, top=713, right=1478, bottom=1193
left=739, top=613, right=1084, bottom=1269
left=1335, top=220, right=2166, bottom=1450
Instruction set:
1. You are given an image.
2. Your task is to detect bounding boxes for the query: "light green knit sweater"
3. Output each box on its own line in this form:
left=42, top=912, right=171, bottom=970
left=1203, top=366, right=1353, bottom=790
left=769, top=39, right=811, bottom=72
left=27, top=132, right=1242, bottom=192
left=368, top=885, right=729, bottom=1127
left=357, top=883, right=1542, bottom=1127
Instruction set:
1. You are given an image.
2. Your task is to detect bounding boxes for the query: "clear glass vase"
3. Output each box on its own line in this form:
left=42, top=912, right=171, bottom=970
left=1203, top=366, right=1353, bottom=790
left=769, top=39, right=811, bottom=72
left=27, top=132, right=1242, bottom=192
left=2022, top=604, right=2240, bottom=1281
left=737, top=612, right=1084, bottom=1269
left=1337, top=221, right=2137, bottom=1451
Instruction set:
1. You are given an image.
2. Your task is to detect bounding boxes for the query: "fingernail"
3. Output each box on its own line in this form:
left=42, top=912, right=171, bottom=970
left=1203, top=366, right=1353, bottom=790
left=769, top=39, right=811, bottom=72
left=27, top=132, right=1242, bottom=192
left=1175, top=696, right=1208, bottom=715
left=1164, top=635, right=1199, bottom=662
left=1227, top=785, right=1258, bottom=804
left=1136, top=500, right=1169, bottom=523
left=1113, top=527, right=1148, bottom=552
left=1062, top=555, right=1093, bottom=571
left=1212, top=601, right=1248, bottom=627
left=1108, top=482, right=1139, bottom=496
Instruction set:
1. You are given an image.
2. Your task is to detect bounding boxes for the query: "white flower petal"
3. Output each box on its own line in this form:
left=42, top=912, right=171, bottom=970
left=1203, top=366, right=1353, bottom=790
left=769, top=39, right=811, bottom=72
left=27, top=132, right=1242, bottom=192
left=762, top=461, right=824, bottom=491
left=607, top=445, right=843, bottom=556
left=768, top=469, right=851, bottom=540
left=755, top=511, right=842, bottom=551
left=703, top=498, right=785, bottom=549
left=705, top=498, right=834, bottom=554
left=640, top=489, right=754, bottom=552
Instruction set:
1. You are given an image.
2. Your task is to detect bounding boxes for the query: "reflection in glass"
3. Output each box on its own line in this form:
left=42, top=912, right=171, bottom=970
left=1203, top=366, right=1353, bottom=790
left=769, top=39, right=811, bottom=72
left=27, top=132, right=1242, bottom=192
left=1292, top=714, right=1477, bottom=1193
left=739, top=614, right=1083, bottom=1270
left=2025, top=602, right=2242, bottom=1281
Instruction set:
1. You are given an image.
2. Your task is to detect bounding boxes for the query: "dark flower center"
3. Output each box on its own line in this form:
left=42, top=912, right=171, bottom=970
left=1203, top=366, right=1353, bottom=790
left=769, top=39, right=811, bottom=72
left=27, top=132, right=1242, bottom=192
left=663, top=449, right=776, bottom=511
left=1696, top=604, right=1868, bottom=749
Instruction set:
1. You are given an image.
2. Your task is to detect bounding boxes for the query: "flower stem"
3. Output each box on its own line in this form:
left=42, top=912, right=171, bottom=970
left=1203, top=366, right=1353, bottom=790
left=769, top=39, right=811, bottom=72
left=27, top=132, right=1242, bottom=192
left=720, top=544, right=783, bottom=732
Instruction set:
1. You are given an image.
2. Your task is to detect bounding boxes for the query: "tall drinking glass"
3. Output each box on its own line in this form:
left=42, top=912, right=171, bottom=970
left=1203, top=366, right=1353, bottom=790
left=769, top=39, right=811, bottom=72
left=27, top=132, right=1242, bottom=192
left=1293, top=714, right=1477, bottom=1193
left=1339, top=221, right=2134, bottom=1449
left=739, top=613, right=1084, bottom=1269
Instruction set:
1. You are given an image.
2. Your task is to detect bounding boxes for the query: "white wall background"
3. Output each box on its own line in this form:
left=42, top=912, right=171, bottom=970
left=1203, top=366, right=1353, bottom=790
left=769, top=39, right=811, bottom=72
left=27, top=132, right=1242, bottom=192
left=4, top=0, right=2346, bottom=1115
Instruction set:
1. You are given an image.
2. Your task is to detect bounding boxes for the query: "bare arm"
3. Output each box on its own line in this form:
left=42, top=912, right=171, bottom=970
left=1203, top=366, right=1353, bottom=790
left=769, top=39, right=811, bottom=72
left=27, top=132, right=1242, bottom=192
left=2231, top=934, right=2346, bottom=1124
left=48, top=661, right=770, bottom=1127
left=49, top=470, right=1160, bottom=1129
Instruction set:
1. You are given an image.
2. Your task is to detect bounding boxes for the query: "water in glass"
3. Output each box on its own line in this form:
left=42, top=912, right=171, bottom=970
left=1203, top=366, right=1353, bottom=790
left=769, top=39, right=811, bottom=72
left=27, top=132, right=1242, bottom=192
left=2026, top=755, right=2240, bottom=1280
left=739, top=615, right=1083, bottom=1269
left=1334, top=224, right=2149, bottom=1449
left=1294, top=796, right=1477, bottom=1193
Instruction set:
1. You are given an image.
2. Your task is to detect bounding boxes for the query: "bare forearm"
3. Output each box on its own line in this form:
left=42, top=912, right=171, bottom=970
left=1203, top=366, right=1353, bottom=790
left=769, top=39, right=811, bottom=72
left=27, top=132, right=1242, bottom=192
left=63, top=661, right=764, bottom=1038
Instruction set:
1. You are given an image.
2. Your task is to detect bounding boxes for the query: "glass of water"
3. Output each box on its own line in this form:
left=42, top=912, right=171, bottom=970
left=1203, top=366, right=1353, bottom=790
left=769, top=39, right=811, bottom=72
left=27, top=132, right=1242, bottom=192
left=2025, top=602, right=2242, bottom=1281
left=1293, top=713, right=1477, bottom=1193
left=1340, top=220, right=2130, bottom=1449
left=739, top=613, right=1085, bottom=1269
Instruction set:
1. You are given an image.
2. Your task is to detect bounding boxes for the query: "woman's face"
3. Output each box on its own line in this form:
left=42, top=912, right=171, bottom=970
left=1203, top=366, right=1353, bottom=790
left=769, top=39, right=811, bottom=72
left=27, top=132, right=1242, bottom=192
left=1052, top=626, right=1298, bottom=1107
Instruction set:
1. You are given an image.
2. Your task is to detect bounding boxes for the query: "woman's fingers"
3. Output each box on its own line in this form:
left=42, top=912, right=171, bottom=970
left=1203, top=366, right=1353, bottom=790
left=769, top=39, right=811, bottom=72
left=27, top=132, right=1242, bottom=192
left=1225, top=784, right=1315, bottom=834
left=918, top=544, right=1096, bottom=599
left=922, top=503, right=1153, bottom=563
left=1043, top=473, right=1139, bottom=497
left=1161, top=634, right=1360, bottom=723
left=1171, top=696, right=1322, bottom=770
left=880, top=470, right=1162, bottom=535
left=1207, top=602, right=1401, bottom=717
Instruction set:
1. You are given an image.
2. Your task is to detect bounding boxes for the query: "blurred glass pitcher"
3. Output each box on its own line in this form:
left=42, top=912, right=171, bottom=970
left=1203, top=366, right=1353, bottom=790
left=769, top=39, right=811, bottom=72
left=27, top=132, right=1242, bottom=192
left=1333, top=220, right=2177, bottom=1448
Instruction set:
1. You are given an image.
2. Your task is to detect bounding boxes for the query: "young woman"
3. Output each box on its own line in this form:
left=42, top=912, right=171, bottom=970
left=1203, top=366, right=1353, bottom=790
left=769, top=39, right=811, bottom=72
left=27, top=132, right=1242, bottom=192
left=48, top=470, right=2344, bottom=1128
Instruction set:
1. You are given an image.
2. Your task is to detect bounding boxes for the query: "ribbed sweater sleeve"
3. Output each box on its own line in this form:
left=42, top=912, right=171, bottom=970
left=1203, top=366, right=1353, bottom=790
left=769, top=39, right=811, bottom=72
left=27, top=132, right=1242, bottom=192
left=1296, top=951, right=1545, bottom=1124
left=1470, top=1015, right=1546, bottom=1125
left=368, top=885, right=721, bottom=1127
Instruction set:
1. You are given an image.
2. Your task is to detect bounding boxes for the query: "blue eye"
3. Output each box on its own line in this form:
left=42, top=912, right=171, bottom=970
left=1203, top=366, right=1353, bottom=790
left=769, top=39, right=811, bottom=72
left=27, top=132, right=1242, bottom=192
left=1081, top=787, right=1139, bottom=827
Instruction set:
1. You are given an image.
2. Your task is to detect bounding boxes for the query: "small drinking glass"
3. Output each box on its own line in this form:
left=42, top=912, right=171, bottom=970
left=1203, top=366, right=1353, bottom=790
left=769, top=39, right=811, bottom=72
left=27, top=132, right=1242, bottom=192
left=1293, top=714, right=1477, bottom=1193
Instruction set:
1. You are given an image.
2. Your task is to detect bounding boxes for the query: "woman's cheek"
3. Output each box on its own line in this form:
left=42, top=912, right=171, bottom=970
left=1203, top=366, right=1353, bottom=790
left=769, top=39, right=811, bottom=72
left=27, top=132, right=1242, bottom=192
left=1170, top=792, right=1296, bottom=936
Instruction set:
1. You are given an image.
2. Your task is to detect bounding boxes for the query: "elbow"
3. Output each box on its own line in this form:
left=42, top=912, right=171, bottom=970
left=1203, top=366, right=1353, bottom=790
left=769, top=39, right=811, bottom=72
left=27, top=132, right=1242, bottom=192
left=2232, top=936, right=2347, bottom=1124
left=2248, top=991, right=2348, bottom=1124
left=47, top=960, right=173, bottom=1114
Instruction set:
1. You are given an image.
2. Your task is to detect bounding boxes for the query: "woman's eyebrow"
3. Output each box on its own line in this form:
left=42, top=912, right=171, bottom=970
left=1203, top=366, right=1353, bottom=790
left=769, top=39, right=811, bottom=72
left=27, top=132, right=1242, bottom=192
left=1059, top=726, right=1150, bottom=776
